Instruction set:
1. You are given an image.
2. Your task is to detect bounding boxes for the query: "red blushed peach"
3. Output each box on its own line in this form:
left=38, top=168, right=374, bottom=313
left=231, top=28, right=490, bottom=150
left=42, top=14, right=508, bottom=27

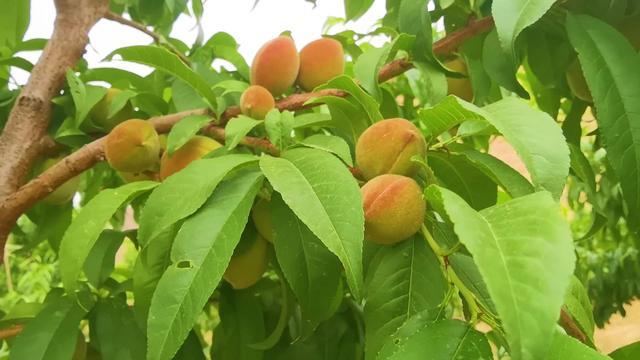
left=361, top=174, right=426, bottom=245
left=240, top=85, right=276, bottom=120
left=251, top=36, right=300, bottom=96
left=297, top=38, right=345, bottom=91
left=355, top=118, right=427, bottom=181
left=159, top=135, right=221, bottom=180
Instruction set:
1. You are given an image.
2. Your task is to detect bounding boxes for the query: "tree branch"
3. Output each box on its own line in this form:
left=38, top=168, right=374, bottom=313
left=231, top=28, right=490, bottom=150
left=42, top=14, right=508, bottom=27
left=0, top=0, right=108, bottom=200
left=0, top=325, right=23, bottom=341
left=103, top=11, right=191, bottom=65
left=0, top=15, right=495, bottom=260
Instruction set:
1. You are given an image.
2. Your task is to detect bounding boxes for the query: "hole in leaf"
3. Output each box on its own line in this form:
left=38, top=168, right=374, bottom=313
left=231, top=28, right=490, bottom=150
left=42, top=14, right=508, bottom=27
left=176, top=260, right=193, bottom=269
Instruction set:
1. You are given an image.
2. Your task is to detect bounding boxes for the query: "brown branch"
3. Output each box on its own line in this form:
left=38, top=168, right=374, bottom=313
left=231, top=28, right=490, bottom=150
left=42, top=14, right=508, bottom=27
left=433, top=16, right=495, bottom=57
left=103, top=11, right=191, bottom=65
left=205, top=126, right=281, bottom=156
left=0, top=0, right=108, bottom=200
left=0, top=325, right=23, bottom=340
left=0, top=15, right=496, bottom=260
left=559, top=308, right=588, bottom=344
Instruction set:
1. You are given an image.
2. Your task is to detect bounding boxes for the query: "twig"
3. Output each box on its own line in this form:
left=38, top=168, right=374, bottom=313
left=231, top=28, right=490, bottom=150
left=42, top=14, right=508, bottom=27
left=103, top=11, right=191, bottom=65
left=205, top=126, right=281, bottom=156
left=0, top=15, right=496, bottom=262
left=0, top=325, right=23, bottom=340
left=559, top=308, right=588, bottom=344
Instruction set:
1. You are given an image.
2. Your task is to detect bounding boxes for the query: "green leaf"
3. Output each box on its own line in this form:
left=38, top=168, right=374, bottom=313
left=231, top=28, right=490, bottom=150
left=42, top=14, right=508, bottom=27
left=84, top=230, right=125, bottom=288
left=492, top=0, right=555, bottom=59
left=271, top=194, right=343, bottom=333
left=81, top=68, right=153, bottom=92
left=65, top=70, right=108, bottom=127
left=448, top=253, right=497, bottom=316
left=316, top=75, right=383, bottom=124
left=107, top=89, right=136, bottom=118
left=172, top=79, right=208, bottom=111
left=344, top=0, right=374, bottom=21
left=377, top=319, right=493, bottom=360
left=225, top=115, right=263, bottom=150
left=59, top=181, right=158, bottom=293
left=545, top=332, right=611, bottom=360
left=265, top=110, right=295, bottom=150
left=10, top=289, right=95, bottom=360
left=428, top=152, right=498, bottom=210
left=137, top=154, right=256, bottom=247
left=450, top=146, right=534, bottom=198
left=174, top=331, right=206, bottom=360
left=199, top=32, right=250, bottom=81
left=260, top=148, right=364, bottom=300
left=308, top=95, right=368, bottom=143
left=92, top=296, right=146, bottom=360
left=566, top=14, right=640, bottom=229
left=482, top=30, right=529, bottom=98
left=0, top=56, right=33, bottom=72
left=292, top=113, right=332, bottom=129
left=425, top=186, right=575, bottom=360
left=211, top=287, right=265, bottom=360
left=109, top=45, right=217, bottom=108
left=481, top=98, right=569, bottom=199
left=399, top=0, right=435, bottom=63
left=417, top=95, right=485, bottom=139
left=610, top=341, right=640, bottom=360
left=0, top=0, right=30, bottom=49
left=298, top=134, right=353, bottom=166
left=147, top=169, right=263, bottom=360
left=364, top=236, right=447, bottom=359
left=562, top=276, right=595, bottom=344
left=166, top=115, right=211, bottom=155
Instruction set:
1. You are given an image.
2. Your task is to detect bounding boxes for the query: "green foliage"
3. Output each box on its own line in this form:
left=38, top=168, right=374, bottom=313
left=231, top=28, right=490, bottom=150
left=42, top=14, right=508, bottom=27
left=3, top=0, right=640, bottom=359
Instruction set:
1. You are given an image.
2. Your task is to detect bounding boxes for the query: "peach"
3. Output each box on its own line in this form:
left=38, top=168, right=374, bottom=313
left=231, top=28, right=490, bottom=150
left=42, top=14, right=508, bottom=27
left=355, top=118, right=427, bottom=180
left=224, top=234, right=269, bottom=289
left=251, top=36, right=300, bottom=96
left=251, top=198, right=273, bottom=243
left=361, top=174, right=426, bottom=245
left=90, top=88, right=134, bottom=131
left=118, top=170, right=159, bottom=183
left=39, top=156, right=81, bottom=204
left=445, top=58, right=474, bottom=102
left=297, top=38, right=345, bottom=91
left=159, top=135, right=221, bottom=180
left=104, top=119, right=161, bottom=173
left=240, top=85, right=275, bottom=120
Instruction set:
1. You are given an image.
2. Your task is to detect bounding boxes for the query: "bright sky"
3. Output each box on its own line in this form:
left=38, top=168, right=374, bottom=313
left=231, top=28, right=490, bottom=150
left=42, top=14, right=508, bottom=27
left=13, top=0, right=386, bottom=84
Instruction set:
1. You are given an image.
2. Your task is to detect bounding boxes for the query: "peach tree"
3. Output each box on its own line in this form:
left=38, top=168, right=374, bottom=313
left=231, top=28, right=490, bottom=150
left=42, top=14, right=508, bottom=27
left=0, top=0, right=639, bottom=359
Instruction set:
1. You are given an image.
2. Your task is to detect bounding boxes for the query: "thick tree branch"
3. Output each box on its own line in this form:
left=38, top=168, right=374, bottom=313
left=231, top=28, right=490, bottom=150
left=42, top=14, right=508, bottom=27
left=0, top=15, right=495, bottom=259
left=103, top=11, right=191, bottom=65
left=0, top=0, right=108, bottom=200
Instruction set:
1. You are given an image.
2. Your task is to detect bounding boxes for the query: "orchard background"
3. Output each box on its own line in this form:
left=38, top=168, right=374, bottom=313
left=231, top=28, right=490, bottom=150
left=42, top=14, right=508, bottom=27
left=1, top=0, right=640, bottom=359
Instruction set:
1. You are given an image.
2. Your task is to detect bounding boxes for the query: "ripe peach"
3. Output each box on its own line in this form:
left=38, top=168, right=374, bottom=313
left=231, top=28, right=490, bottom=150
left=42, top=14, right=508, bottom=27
left=445, top=58, right=474, bottom=102
left=224, top=234, right=269, bottom=289
left=118, top=170, right=159, bottom=183
left=159, top=135, right=221, bottom=180
left=39, top=156, right=81, bottom=204
left=240, top=85, right=275, bottom=120
left=251, top=198, right=273, bottom=243
left=297, top=38, right=345, bottom=91
left=104, top=119, right=161, bottom=173
left=355, top=118, right=427, bottom=181
left=251, top=36, right=300, bottom=96
left=90, top=88, right=134, bottom=131
left=361, top=174, right=426, bottom=245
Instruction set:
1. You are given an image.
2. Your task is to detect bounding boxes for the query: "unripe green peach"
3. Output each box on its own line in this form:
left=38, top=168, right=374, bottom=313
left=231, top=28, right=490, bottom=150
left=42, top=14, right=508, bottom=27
left=355, top=118, right=427, bottom=181
left=240, top=85, right=275, bottom=120
left=566, top=58, right=592, bottom=102
left=361, top=174, right=426, bottom=245
left=90, top=88, right=134, bottom=131
left=297, top=38, right=345, bottom=91
left=104, top=119, right=161, bottom=173
left=159, top=135, right=221, bottom=180
left=39, top=156, right=81, bottom=204
left=445, top=58, right=474, bottom=102
left=251, top=198, right=273, bottom=243
left=251, top=36, right=300, bottom=96
left=224, top=235, right=269, bottom=289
